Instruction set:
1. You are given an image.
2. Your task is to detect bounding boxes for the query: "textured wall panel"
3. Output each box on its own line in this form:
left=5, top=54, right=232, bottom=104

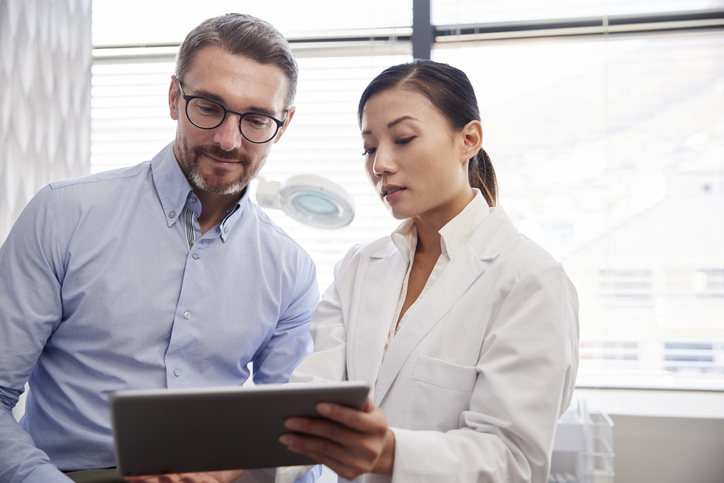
left=0, top=0, right=91, bottom=242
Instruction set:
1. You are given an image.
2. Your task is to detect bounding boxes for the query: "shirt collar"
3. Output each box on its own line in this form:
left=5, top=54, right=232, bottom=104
left=151, top=142, right=194, bottom=228
left=391, top=218, right=418, bottom=263
left=390, top=189, right=490, bottom=262
left=151, top=142, right=250, bottom=240
left=439, top=189, right=489, bottom=259
left=218, top=188, right=249, bottom=242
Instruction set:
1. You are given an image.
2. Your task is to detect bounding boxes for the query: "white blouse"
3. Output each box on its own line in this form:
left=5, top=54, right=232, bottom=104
left=384, top=189, right=490, bottom=353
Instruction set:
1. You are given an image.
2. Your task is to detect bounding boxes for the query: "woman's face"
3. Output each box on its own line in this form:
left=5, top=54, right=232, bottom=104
left=360, top=86, right=477, bottom=226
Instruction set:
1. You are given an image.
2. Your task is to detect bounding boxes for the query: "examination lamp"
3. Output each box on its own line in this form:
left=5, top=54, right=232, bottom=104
left=255, top=175, right=355, bottom=229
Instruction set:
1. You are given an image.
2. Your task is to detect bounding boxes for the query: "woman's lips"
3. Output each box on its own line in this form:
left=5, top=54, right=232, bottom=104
left=382, top=186, right=405, bottom=202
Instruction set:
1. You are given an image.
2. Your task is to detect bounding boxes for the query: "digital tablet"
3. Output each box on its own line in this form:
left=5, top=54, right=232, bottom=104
left=109, top=381, right=370, bottom=476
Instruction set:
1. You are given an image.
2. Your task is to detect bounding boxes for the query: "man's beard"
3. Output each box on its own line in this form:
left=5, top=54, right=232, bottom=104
left=177, top=139, right=258, bottom=196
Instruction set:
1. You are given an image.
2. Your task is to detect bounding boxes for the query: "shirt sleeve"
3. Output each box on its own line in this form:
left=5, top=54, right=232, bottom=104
left=251, top=248, right=320, bottom=386
left=0, top=186, right=73, bottom=483
left=285, top=248, right=356, bottom=386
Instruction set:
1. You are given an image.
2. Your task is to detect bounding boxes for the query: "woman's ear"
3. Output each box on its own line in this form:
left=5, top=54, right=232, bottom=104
left=460, top=120, right=483, bottom=162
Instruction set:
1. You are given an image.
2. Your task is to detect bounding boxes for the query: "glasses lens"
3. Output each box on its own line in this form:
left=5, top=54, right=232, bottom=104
left=241, top=114, right=279, bottom=143
left=187, top=98, right=225, bottom=129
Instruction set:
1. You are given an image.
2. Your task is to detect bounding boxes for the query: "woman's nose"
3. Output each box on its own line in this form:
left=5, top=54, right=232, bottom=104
left=372, top=148, right=395, bottom=177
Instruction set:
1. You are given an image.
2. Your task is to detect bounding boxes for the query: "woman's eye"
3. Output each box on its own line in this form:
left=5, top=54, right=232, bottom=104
left=362, top=147, right=376, bottom=156
left=396, top=136, right=415, bottom=145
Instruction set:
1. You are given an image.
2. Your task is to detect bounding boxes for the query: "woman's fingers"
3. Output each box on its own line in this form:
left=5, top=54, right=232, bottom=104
left=279, top=399, right=394, bottom=479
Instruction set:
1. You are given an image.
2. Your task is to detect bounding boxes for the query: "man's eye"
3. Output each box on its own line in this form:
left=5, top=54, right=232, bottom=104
left=194, top=101, right=223, bottom=115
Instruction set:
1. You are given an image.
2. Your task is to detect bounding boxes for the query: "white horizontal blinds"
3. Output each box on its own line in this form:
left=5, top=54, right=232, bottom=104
left=432, top=0, right=719, bottom=24
left=92, top=0, right=413, bottom=46
left=256, top=55, right=410, bottom=288
left=433, top=30, right=724, bottom=390
left=89, top=54, right=409, bottom=289
left=90, top=0, right=724, bottom=390
left=90, top=0, right=413, bottom=291
left=91, top=61, right=176, bottom=173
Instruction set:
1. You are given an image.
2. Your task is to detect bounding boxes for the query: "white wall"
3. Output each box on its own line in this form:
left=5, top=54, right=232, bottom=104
left=578, top=389, right=724, bottom=483
left=0, top=0, right=92, bottom=242
left=612, top=414, right=724, bottom=483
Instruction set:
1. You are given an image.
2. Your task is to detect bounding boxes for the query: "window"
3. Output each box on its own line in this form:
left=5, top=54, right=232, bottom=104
left=599, top=270, right=653, bottom=301
left=91, top=1, right=724, bottom=390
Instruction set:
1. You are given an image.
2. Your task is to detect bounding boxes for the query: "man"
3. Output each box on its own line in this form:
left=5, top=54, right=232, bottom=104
left=0, top=14, right=319, bottom=483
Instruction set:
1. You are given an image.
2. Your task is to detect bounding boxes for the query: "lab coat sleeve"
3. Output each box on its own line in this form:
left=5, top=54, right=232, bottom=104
left=275, top=251, right=355, bottom=483
left=0, top=186, right=73, bottom=483
left=390, top=259, right=579, bottom=483
left=283, top=247, right=356, bottom=385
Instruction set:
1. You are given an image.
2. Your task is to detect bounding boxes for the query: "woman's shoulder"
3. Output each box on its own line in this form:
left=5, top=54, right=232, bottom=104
left=342, top=235, right=396, bottom=263
left=331, top=234, right=399, bottom=280
left=475, top=207, right=565, bottom=273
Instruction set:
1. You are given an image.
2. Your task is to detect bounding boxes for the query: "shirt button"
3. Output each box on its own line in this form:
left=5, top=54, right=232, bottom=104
left=224, top=227, right=229, bottom=234
left=191, top=197, right=198, bottom=203
left=169, top=211, right=176, bottom=218
left=184, top=311, right=191, bottom=319
left=192, top=253, right=199, bottom=260
left=174, top=369, right=181, bottom=377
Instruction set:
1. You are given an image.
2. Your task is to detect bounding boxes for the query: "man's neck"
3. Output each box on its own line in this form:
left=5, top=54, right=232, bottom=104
left=194, top=188, right=244, bottom=235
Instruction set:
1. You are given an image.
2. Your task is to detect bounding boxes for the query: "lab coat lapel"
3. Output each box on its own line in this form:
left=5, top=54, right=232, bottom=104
left=373, top=245, right=484, bottom=405
left=347, top=242, right=407, bottom=400
left=373, top=207, right=518, bottom=406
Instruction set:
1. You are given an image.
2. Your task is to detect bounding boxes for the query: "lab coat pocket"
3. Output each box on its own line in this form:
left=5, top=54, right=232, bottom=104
left=404, top=355, right=477, bottom=431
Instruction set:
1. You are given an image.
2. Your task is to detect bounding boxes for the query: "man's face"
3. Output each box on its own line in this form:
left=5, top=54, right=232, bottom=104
left=169, top=45, right=294, bottom=196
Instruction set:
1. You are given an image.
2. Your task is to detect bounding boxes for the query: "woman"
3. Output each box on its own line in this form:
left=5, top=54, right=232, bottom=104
left=277, top=60, right=579, bottom=483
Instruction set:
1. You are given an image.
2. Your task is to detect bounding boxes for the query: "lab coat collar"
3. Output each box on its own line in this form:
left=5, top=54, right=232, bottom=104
left=386, top=190, right=489, bottom=263
left=369, top=205, right=515, bottom=262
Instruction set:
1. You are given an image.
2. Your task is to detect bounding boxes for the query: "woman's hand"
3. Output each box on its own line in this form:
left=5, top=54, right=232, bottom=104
left=124, top=469, right=244, bottom=483
left=279, top=397, right=395, bottom=481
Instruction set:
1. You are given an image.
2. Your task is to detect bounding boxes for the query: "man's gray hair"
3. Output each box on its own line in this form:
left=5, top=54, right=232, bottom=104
left=175, top=13, right=298, bottom=108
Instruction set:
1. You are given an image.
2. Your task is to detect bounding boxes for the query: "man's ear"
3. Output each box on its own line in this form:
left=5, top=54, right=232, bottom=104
left=273, top=106, right=296, bottom=144
left=460, top=120, right=483, bottom=162
left=169, top=75, right=180, bottom=121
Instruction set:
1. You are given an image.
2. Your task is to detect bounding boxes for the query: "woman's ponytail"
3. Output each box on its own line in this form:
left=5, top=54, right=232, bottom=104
left=468, top=148, right=498, bottom=207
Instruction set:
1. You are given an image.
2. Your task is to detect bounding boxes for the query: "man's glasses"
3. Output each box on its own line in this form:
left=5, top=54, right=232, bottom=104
left=177, top=80, right=286, bottom=144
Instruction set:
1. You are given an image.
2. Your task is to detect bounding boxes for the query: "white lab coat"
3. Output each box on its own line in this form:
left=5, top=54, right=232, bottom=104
left=278, top=207, right=579, bottom=483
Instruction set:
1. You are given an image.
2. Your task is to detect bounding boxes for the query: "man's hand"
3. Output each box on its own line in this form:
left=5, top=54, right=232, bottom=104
left=279, top=397, right=394, bottom=481
left=124, top=469, right=244, bottom=483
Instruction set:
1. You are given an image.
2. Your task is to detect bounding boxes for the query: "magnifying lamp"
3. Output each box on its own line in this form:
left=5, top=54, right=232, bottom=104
left=255, top=175, right=355, bottom=229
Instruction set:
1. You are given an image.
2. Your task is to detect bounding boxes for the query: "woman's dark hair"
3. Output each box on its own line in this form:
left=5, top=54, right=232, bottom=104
left=358, top=60, right=498, bottom=206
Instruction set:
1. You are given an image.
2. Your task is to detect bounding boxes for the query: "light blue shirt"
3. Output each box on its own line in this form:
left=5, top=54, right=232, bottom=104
left=0, top=143, right=320, bottom=483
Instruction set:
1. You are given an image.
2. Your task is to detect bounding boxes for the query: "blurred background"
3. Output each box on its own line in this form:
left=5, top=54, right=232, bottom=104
left=1, top=1, right=723, bottom=481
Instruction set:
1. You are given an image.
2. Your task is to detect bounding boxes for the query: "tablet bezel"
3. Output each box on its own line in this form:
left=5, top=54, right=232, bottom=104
left=109, top=381, right=370, bottom=476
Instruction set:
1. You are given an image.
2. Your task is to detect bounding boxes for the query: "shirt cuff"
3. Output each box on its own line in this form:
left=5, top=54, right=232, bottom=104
left=275, top=464, right=315, bottom=483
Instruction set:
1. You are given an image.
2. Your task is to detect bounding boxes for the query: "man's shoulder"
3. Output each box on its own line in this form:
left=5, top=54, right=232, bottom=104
left=245, top=202, right=313, bottom=258
left=48, top=162, right=152, bottom=192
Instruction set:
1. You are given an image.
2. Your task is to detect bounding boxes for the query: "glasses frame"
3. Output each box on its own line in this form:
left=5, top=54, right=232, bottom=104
left=176, top=80, right=286, bottom=144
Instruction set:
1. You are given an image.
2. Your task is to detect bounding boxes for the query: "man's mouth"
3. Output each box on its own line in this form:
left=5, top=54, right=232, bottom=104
left=195, top=146, right=248, bottom=166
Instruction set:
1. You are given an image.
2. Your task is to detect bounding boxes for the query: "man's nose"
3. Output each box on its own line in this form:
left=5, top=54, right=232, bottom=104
left=213, top=115, right=243, bottom=151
